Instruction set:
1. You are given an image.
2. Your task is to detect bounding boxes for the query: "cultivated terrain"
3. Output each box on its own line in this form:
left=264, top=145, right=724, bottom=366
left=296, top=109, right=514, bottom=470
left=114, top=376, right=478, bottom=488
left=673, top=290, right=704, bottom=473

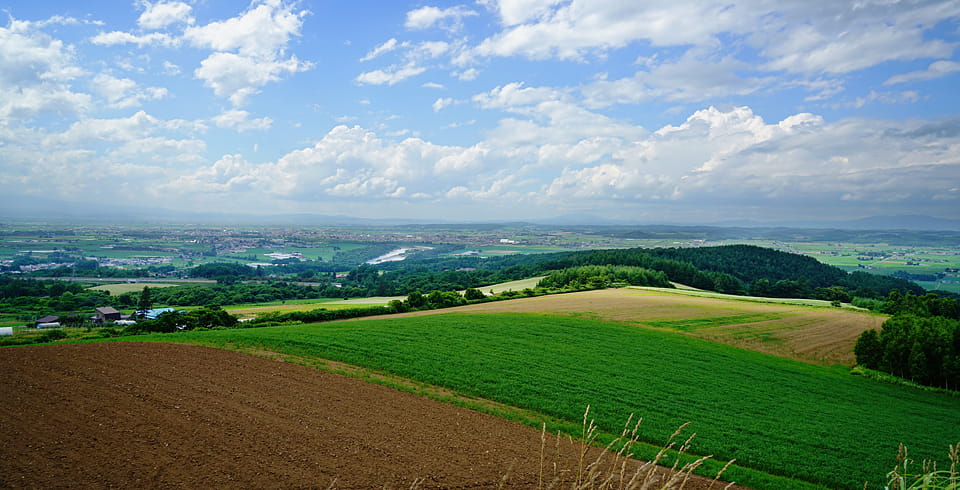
left=0, top=342, right=738, bottom=489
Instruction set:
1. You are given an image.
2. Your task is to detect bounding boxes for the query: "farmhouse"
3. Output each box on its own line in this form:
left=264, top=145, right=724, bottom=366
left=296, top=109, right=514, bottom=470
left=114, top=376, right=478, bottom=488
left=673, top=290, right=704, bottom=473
left=94, top=307, right=121, bottom=323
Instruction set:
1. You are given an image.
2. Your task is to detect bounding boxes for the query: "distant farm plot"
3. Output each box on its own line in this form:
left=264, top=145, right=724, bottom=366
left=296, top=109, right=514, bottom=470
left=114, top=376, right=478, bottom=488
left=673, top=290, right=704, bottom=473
left=126, top=312, right=959, bottom=489
left=481, top=276, right=545, bottom=294
left=226, top=297, right=398, bottom=319
left=89, top=283, right=181, bottom=295
left=408, top=288, right=886, bottom=366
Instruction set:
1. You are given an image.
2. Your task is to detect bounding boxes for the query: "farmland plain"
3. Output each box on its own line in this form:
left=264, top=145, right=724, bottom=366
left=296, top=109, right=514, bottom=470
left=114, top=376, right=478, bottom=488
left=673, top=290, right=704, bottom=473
left=118, top=299, right=959, bottom=490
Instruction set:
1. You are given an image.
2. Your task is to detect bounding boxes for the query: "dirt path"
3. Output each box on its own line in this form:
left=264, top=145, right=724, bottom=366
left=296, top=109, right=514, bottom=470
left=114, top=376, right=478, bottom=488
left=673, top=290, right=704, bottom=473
left=0, top=342, right=738, bottom=489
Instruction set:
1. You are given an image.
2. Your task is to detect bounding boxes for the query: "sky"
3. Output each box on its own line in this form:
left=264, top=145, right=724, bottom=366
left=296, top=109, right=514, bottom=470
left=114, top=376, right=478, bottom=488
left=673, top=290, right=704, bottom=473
left=1, top=0, right=959, bottom=224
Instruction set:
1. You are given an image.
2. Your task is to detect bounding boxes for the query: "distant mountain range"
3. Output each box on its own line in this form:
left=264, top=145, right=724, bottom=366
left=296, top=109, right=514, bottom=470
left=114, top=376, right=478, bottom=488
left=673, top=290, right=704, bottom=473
left=522, top=214, right=960, bottom=231
left=1, top=194, right=958, bottom=231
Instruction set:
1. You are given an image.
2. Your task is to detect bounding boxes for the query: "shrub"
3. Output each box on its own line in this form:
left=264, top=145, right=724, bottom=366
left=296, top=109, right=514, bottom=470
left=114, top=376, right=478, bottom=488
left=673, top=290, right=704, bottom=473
left=35, top=329, right=67, bottom=343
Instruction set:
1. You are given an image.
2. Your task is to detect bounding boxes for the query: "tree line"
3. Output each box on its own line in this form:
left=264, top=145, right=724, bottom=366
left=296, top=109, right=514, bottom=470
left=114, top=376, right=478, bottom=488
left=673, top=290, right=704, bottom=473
left=855, top=291, right=960, bottom=390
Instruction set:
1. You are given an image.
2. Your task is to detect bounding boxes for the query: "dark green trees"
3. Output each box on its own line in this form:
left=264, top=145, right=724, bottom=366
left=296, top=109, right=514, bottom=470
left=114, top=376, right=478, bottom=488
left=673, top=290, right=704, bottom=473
left=136, top=286, right=153, bottom=317
left=855, top=315, right=960, bottom=390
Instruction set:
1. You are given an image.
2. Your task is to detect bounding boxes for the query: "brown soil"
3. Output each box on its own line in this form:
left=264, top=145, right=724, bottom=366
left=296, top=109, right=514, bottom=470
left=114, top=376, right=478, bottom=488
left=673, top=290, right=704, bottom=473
left=0, top=342, right=740, bottom=489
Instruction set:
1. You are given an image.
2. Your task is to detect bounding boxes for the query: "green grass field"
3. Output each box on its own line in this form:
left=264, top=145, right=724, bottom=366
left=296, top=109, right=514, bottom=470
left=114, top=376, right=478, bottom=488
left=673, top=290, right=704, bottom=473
left=114, top=312, right=959, bottom=490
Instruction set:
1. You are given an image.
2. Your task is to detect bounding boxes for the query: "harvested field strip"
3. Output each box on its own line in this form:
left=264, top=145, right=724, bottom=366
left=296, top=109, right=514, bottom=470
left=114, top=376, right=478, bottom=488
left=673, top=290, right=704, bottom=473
left=89, top=282, right=181, bottom=294
left=126, top=313, right=960, bottom=490
left=413, top=288, right=886, bottom=365
left=641, top=313, right=786, bottom=331
left=226, top=301, right=373, bottom=318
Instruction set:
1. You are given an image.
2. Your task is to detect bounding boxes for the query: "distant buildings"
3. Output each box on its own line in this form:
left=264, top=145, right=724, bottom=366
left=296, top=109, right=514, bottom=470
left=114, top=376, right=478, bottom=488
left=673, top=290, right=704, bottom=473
left=94, top=307, right=121, bottom=323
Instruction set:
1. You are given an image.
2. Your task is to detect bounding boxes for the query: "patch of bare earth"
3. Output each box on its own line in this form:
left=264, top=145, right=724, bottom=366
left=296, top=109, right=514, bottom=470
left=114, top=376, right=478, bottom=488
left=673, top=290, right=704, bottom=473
left=397, top=288, right=886, bottom=366
left=0, top=342, right=740, bottom=489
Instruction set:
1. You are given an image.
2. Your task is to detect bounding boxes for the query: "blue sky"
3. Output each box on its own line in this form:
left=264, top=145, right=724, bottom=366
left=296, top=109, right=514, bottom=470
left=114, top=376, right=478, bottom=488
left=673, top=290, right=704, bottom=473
left=2, top=0, right=959, bottom=223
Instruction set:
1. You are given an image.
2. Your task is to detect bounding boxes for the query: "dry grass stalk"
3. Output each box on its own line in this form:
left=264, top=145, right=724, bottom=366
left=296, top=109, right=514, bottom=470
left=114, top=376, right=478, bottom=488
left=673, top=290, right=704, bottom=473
left=887, top=442, right=960, bottom=490
left=533, top=407, right=735, bottom=490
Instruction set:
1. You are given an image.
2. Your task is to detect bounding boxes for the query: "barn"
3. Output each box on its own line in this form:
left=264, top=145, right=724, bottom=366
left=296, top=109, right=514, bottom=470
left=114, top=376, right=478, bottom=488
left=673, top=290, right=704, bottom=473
left=94, top=307, right=121, bottom=323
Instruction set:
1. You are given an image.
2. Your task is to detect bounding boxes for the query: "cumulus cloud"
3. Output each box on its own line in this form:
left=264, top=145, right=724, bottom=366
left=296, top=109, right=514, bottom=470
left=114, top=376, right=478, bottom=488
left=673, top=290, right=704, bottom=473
left=538, top=106, right=960, bottom=217
left=183, top=1, right=305, bottom=58
left=137, top=1, right=194, bottom=30
left=185, top=1, right=312, bottom=105
left=162, top=104, right=955, bottom=219
left=195, top=51, right=309, bottom=105
left=1, top=107, right=206, bottom=203
left=0, top=17, right=91, bottom=120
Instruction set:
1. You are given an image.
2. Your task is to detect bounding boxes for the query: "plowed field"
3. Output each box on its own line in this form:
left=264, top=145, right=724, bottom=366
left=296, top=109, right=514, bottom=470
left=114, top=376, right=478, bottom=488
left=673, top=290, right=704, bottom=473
left=0, top=342, right=735, bottom=489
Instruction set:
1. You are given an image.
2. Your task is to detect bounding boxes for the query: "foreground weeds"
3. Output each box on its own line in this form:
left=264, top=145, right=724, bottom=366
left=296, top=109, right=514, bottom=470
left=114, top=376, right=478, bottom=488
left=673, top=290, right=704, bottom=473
left=887, top=442, right=959, bottom=490
left=528, top=406, right=736, bottom=490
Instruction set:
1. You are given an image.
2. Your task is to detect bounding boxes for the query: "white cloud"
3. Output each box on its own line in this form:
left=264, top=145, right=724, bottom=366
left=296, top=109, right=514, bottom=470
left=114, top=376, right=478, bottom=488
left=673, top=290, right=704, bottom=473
left=195, top=51, right=310, bottom=106
left=212, top=109, right=273, bottom=131
left=885, top=60, right=960, bottom=85
left=481, top=0, right=565, bottom=26
left=432, top=97, right=455, bottom=112
left=581, top=49, right=774, bottom=107
left=538, top=106, right=960, bottom=216
left=162, top=60, right=181, bottom=75
left=0, top=18, right=90, bottom=120
left=185, top=0, right=312, bottom=105
left=90, top=30, right=177, bottom=47
left=405, top=6, right=478, bottom=31
left=355, top=63, right=426, bottom=86
left=92, top=74, right=168, bottom=109
left=183, top=1, right=306, bottom=58
left=453, top=68, right=479, bottom=81
left=473, top=82, right=566, bottom=110
left=138, top=1, right=194, bottom=30
left=467, top=2, right=960, bottom=77
left=472, top=1, right=749, bottom=61
left=360, top=38, right=402, bottom=62
left=759, top=21, right=955, bottom=75
left=167, top=154, right=258, bottom=193
left=1, top=108, right=207, bottom=202
left=845, top=90, right=920, bottom=109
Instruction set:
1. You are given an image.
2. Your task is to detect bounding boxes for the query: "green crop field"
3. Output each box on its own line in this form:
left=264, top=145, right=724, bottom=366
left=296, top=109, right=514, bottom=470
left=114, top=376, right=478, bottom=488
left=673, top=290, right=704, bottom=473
left=113, top=313, right=960, bottom=489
